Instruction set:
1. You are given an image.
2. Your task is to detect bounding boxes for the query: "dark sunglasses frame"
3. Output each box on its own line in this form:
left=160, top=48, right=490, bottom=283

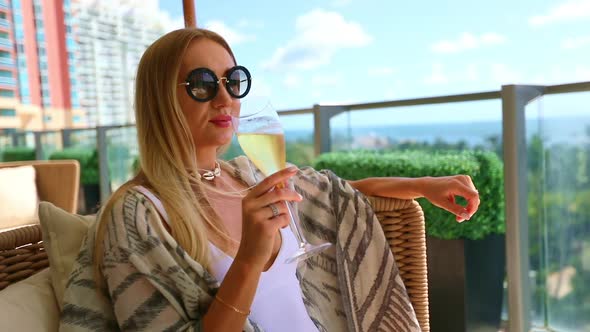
left=178, top=65, right=252, bottom=102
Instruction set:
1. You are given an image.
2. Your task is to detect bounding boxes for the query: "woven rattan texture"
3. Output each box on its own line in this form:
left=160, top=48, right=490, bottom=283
left=369, top=197, right=430, bottom=332
left=0, top=225, right=48, bottom=290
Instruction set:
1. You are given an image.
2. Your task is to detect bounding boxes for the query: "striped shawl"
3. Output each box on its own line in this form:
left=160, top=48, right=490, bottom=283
left=59, top=156, right=420, bottom=331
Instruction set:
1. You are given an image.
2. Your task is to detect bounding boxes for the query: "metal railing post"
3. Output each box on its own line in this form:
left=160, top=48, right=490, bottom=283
left=97, top=126, right=111, bottom=203
left=11, top=132, right=18, bottom=147
left=502, top=84, right=545, bottom=332
left=62, top=129, right=72, bottom=148
left=33, top=132, right=43, bottom=160
left=313, top=105, right=347, bottom=156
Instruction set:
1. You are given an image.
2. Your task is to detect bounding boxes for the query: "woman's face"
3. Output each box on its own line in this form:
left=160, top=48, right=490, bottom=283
left=177, top=38, right=240, bottom=151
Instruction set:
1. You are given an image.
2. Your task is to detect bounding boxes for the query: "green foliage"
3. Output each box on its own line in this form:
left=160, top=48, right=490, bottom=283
left=50, top=148, right=99, bottom=185
left=131, top=156, right=140, bottom=174
left=1, top=147, right=35, bottom=162
left=313, top=150, right=505, bottom=240
left=286, top=140, right=315, bottom=167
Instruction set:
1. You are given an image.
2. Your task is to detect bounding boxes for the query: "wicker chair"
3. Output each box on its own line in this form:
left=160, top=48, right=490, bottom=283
left=0, top=160, right=79, bottom=290
left=369, top=197, right=430, bottom=332
left=0, top=173, right=430, bottom=331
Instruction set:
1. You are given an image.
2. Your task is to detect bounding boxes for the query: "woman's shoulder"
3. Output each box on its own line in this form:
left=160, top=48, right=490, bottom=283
left=98, top=187, right=168, bottom=249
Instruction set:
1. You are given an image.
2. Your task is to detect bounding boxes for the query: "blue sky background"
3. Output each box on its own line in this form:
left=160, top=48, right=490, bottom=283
left=158, top=0, right=589, bottom=128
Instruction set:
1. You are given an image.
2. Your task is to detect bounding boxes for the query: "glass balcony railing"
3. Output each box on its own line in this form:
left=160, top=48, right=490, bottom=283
left=527, top=92, right=590, bottom=332
left=1, top=82, right=589, bottom=331
left=0, top=19, right=10, bottom=28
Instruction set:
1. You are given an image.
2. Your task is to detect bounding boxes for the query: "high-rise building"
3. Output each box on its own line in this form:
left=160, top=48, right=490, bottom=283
left=0, top=0, right=84, bottom=134
left=71, top=0, right=166, bottom=126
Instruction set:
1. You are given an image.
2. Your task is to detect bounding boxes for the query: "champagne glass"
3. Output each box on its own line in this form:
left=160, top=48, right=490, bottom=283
left=233, top=100, right=332, bottom=264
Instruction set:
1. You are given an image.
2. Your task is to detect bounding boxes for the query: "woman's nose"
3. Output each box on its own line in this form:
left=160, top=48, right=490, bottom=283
left=212, top=79, right=233, bottom=108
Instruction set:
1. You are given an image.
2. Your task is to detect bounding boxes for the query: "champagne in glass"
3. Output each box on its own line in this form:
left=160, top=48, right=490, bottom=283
left=234, top=101, right=332, bottom=263
left=237, top=133, right=286, bottom=176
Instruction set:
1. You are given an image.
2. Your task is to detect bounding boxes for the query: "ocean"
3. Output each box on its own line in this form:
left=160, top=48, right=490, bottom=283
left=284, top=116, right=590, bottom=147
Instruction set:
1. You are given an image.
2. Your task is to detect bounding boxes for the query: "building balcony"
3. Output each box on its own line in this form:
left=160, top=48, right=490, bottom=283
left=0, top=37, right=11, bottom=48
left=0, top=57, right=14, bottom=66
left=0, top=1, right=9, bottom=10
left=0, top=76, right=15, bottom=85
left=0, top=18, right=10, bottom=29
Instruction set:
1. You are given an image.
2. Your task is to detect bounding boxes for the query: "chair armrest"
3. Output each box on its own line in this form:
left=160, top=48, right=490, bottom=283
left=368, top=196, right=430, bottom=332
left=0, top=225, right=47, bottom=290
left=0, top=160, right=80, bottom=213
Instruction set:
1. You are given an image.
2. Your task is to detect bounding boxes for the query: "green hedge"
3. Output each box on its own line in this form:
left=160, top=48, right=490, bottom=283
left=50, top=148, right=99, bottom=185
left=1, top=147, right=35, bottom=162
left=313, top=150, right=505, bottom=240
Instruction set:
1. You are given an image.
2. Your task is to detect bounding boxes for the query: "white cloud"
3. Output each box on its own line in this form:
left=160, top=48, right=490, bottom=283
left=529, top=65, right=590, bottom=84
left=490, top=64, right=523, bottom=84
left=529, top=0, right=590, bottom=26
left=424, top=63, right=449, bottom=84
left=311, top=73, right=343, bottom=86
left=204, top=20, right=255, bottom=45
left=237, top=19, right=264, bottom=29
left=262, top=9, right=373, bottom=71
left=248, top=77, right=272, bottom=97
left=368, top=66, right=396, bottom=77
left=431, top=32, right=506, bottom=54
left=465, top=63, right=480, bottom=82
left=424, top=63, right=526, bottom=85
left=283, top=74, right=302, bottom=88
left=561, top=35, right=590, bottom=49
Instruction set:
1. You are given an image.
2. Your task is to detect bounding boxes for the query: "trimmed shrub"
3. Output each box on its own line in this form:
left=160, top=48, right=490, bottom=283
left=1, top=147, right=35, bottom=162
left=50, top=148, right=99, bottom=185
left=313, top=150, right=505, bottom=240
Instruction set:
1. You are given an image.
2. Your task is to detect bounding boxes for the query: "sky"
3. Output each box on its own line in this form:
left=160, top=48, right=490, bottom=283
left=157, top=0, right=590, bottom=128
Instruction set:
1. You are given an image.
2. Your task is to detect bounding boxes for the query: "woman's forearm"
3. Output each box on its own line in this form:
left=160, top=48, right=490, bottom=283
left=347, top=177, right=429, bottom=199
left=202, top=260, right=261, bottom=331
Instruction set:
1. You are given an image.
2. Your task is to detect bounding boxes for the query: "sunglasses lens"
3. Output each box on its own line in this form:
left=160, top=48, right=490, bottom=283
left=188, top=70, right=217, bottom=100
left=227, top=67, right=250, bottom=98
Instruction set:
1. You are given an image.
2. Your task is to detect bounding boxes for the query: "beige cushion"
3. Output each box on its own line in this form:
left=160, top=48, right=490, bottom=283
left=38, top=202, right=94, bottom=310
left=0, top=165, right=38, bottom=230
left=0, top=268, right=59, bottom=332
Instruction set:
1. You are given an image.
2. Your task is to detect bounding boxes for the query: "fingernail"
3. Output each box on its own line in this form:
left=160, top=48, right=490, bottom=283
left=297, top=193, right=303, bottom=200
left=286, top=166, right=298, bottom=172
left=461, top=212, right=470, bottom=220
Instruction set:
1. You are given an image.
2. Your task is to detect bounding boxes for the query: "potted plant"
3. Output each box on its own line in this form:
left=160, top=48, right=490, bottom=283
left=314, top=150, right=505, bottom=332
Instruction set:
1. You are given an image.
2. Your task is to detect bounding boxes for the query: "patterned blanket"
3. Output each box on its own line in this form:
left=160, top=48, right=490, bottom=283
left=60, top=156, right=419, bottom=331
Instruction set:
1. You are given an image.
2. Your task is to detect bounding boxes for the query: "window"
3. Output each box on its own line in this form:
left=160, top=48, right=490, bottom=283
left=0, top=108, right=16, bottom=116
left=0, top=89, right=15, bottom=97
left=0, top=32, right=8, bottom=39
left=0, top=70, right=12, bottom=78
left=0, top=13, right=6, bottom=19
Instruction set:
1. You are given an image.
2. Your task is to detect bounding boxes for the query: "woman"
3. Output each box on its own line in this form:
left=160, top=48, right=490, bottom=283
left=60, top=28, right=479, bottom=332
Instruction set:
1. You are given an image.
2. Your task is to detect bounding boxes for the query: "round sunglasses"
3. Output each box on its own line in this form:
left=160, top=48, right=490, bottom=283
left=178, top=66, right=252, bottom=102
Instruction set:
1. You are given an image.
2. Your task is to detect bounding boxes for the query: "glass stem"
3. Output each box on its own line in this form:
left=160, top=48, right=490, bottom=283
left=285, top=202, right=306, bottom=248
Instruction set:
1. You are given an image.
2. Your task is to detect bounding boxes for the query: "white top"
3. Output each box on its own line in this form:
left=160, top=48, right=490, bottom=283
left=134, top=186, right=318, bottom=332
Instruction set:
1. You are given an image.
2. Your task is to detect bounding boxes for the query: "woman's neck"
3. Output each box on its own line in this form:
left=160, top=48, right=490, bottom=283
left=195, top=149, right=218, bottom=170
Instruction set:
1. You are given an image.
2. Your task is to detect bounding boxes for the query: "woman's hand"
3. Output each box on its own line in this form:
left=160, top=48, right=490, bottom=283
left=235, top=166, right=302, bottom=272
left=418, top=175, right=480, bottom=222
left=349, top=175, right=480, bottom=222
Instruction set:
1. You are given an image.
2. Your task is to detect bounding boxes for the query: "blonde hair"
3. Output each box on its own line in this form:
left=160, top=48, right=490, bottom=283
left=94, top=28, right=238, bottom=285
